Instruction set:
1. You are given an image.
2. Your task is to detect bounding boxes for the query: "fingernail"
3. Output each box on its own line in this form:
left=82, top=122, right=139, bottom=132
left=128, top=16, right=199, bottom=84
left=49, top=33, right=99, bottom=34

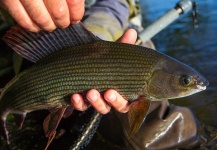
left=107, top=93, right=116, bottom=102
left=73, top=98, right=80, bottom=104
left=71, top=21, right=80, bottom=24
left=72, top=94, right=80, bottom=103
left=88, top=92, right=98, bottom=102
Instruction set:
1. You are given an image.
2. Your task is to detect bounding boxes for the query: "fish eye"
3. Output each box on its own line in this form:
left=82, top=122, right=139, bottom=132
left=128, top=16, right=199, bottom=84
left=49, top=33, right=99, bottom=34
left=179, top=75, right=192, bottom=86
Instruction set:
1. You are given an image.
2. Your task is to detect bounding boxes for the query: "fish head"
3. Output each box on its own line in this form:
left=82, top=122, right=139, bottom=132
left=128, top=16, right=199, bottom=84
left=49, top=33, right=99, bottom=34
left=147, top=57, right=209, bottom=100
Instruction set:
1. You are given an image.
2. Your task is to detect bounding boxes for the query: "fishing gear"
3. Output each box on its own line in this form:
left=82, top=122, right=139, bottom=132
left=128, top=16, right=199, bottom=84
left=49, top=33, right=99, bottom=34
left=136, top=0, right=194, bottom=45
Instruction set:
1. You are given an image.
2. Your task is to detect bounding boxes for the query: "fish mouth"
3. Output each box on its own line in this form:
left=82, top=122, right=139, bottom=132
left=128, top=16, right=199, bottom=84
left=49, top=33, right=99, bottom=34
left=196, top=85, right=206, bottom=90
left=196, top=79, right=209, bottom=90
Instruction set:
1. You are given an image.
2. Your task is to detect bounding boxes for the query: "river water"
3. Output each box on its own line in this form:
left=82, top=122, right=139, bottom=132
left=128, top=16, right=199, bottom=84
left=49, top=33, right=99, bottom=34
left=140, top=0, right=217, bottom=148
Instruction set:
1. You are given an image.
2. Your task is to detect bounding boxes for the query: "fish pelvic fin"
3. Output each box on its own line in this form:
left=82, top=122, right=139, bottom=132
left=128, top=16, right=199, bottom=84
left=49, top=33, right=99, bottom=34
left=45, top=131, right=56, bottom=150
left=43, top=105, right=73, bottom=149
left=128, top=97, right=151, bottom=137
left=3, top=22, right=101, bottom=63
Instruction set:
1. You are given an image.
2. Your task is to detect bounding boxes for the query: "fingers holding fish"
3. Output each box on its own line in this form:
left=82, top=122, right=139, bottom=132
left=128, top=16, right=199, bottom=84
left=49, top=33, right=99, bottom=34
left=19, top=0, right=57, bottom=32
left=71, top=89, right=129, bottom=114
left=86, top=89, right=111, bottom=114
left=117, top=29, right=137, bottom=44
left=104, top=89, right=129, bottom=113
left=66, top=0, right=85, bottom=23
left=71, top=94, right=87, bottom=111
left=1, top=0, right=40, bottom=32
left=44, top=0, right=70, bottom=29
left=1, top=0, right=84, bottom=32
left=71, top=90, right=111, bottom=114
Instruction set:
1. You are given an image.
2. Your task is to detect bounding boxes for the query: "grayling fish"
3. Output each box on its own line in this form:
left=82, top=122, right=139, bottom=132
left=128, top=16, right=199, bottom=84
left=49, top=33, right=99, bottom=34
left=0, top=22, right=208, bottom=147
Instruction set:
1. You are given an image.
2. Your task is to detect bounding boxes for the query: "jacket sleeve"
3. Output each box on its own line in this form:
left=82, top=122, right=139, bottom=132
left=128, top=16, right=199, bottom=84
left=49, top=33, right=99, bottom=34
left=83, top=0, right=137, bottom=41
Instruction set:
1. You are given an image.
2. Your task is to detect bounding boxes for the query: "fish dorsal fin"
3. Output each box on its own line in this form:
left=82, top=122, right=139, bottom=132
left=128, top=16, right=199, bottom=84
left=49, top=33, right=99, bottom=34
left=3, top=22, right=100, bottom=62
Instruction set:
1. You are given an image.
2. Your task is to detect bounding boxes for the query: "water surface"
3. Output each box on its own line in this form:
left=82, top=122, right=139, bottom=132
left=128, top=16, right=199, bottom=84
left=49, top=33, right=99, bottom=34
left=140, top=0, right=217, bottom=148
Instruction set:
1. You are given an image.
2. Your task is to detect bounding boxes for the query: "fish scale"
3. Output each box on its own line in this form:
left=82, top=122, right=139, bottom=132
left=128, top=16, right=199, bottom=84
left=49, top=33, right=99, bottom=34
left=3, top=42, right=156, bottom=113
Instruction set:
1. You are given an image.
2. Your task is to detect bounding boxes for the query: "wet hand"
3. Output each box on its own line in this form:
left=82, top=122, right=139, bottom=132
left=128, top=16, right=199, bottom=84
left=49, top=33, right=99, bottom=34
left=71, top=29, right=137, bottom=114
left=1, top=0, right=85, bottom=32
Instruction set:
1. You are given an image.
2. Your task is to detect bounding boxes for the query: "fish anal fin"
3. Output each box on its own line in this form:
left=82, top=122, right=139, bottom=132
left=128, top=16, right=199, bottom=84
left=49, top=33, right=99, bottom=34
left=13, top=113, right=26, bottom=129
left=128, top=96, right=151, bottom=137
left=43, top=106, right=67, bottom=138
left=45, top=131, right=56, bottom=150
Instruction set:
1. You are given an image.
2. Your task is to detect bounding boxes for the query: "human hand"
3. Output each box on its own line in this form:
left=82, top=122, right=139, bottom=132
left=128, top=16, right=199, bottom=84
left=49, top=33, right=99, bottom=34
left=71, top=29, right=137, bottom=114
left=1, top=0, right=85, bottom=32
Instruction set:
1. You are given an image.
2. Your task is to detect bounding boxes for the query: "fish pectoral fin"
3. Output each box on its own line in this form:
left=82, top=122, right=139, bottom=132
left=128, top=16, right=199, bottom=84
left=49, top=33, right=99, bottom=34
left=128, top=97, right=151, bottom=137
left=43, top=106, right=67, bottom=138
left=13, top=113, right=26, bottom=129
left=44, top=106, right=71, bottom=149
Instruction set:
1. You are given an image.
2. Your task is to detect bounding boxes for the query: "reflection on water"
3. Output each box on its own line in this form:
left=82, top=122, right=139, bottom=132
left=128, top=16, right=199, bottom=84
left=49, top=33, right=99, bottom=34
left=141, top=0, right=217, bottom=148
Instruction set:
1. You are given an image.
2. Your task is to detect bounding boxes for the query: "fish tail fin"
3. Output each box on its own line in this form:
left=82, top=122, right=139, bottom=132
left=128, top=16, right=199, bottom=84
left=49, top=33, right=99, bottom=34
left=0, top=113, right=10, bottom=144
left=0, top=111, right=27, bottom=144
left=13, top=113, right=26, bottom=129
left=0, top=90, right=10, bottom=144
